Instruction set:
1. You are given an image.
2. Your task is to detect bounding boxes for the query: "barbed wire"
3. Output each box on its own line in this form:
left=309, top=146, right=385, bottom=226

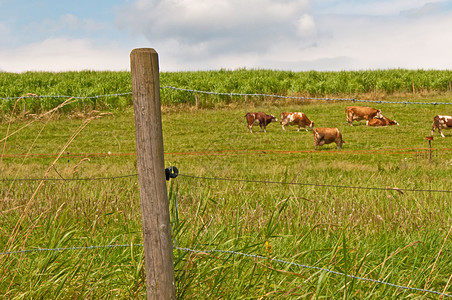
left=161, top=86, right=452, bottom=105
left=176, top=246, right=452, bottom=298
left=0, top=92, right=132, bottom=101
left=1, top=87, right=451, bottom=105
left=0, top=244, right=139, bottom=256
left=0, top=243, right=450, bottom=298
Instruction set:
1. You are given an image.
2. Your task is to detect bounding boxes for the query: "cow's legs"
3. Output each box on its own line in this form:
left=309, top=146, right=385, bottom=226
left=314, top=138, right=325, bottom=150
left=281, top=121, right=287, bottom=131
left=315, top=140, right=325, bottom=150
left=248, top=125, right=253, bottom=133
left=439, top=126, right=445, bottom=138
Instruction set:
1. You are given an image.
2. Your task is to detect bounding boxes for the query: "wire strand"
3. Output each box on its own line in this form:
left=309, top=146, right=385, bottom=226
left=179, top=173, right=452, bottom=194
left=1, top=243, right=450, bottom=298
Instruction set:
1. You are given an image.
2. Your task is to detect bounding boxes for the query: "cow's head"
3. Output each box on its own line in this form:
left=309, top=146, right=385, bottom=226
left=376, top=109, right=383, bottom=119
left=309, top=122, right=314, bottom=130
left=279, top=112, right=288, bottom=123
left=269, top=115, right=277, bottom=122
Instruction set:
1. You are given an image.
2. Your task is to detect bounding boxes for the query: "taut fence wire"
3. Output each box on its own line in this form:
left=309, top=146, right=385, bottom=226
left=0, top=92, right=132, bottom=101
left=1, top=243, right=451, bottom=298
left=1, top=86, right=452, bottom=105
left=1, top=171, right=452, bottom=193
left=179, top=173, right=452, bottom=194
left=1, top=148, right=451, bottom=158
left=0, top=174, right=137, bottom=182
left=160, top=86, right=452, bottom=105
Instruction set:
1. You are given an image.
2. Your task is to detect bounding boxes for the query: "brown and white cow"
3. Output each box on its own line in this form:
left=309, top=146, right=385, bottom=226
left=280, top=112, right=314, bottom=131
left=431, top=115, right=452, bottom=137
left=245, top=112, right=277, bottom=133
left=346, top=106, right=383, bottom=126
left=367, top=115, right=399, bottom=126
left=313, top=128, right=345, bottom=150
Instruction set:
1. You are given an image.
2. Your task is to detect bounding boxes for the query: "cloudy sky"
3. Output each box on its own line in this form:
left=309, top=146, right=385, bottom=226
left=1, top=0, right=451, bottom=72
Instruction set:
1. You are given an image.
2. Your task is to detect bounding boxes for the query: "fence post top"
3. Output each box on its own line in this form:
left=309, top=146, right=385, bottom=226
left=130, top=48, right=158, bottom=55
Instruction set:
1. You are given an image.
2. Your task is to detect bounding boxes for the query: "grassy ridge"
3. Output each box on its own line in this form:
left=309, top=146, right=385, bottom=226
left=1, top=69, right=452, bottom=113
left=1, top=96, right=452, bottom=298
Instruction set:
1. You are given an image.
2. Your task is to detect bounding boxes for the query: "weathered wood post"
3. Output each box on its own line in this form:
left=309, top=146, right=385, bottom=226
left=130, top=48, right=176, bottom=299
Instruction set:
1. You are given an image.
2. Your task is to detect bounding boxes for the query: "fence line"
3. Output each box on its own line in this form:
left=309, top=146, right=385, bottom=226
left=1, top=87, right=451, bottom=105
left=0, top=244, right=139, bottom=256
left=176, top=246, right=452, bottom=298
left=2, top=148, right=451, bottom=159
left=1, top=172, right=451, bottom=194
left=0, top=92, right=132, bottom=101
left=161, top=86, right=452, bottom=105
left=1, top=88, right=451, bottom=296
left=179, top=173, right=452, bottom=194
left=1, top=243, right=450, bottom=298
left=0, top=174, right=137, bottom=182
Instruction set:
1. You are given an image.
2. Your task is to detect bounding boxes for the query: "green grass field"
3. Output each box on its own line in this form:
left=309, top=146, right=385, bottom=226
left=1, top=71, right=452, bottom=298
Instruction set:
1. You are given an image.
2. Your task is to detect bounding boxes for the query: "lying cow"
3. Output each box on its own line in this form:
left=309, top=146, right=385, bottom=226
left=313, top=128, right=345, bottom=150
left=280, top=112, right=314, bottom=131
left=367, top=115, right=399, bottom=126
left=346, top=106, right=383, bottom=126
left=245, top=112, right=277, bottom=133
left=431, top=115, right=452, bottom=137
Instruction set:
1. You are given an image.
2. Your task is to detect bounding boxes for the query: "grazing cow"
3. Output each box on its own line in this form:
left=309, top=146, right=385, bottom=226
left=346, top=106, right=383, bottom=126
left=367, top=115, right=399, bottom=126
left=313, top=128, right=345, bottom=150
left=245, top=112, right=277, bottom=133
left=431, top=115, right=452, bottom=137
left=280, top=112, right=314, bottom=131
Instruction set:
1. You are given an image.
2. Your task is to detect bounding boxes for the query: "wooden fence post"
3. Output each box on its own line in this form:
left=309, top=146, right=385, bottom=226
left=130, top=48, right=176, bottom=299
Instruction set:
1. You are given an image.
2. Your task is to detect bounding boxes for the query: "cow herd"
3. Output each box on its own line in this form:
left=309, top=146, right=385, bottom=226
left=245, top=106, right=452, bottom=150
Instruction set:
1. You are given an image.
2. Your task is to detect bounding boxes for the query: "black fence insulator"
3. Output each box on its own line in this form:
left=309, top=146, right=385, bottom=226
left=165, top=166, right=179, bottom=181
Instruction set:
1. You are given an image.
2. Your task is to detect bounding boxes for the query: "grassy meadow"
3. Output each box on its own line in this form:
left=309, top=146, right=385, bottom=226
left=1, top=70, right=452, bottom=298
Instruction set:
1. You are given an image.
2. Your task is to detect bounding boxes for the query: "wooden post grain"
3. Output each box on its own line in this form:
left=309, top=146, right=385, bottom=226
left=130, top=48, right=176, bottom=299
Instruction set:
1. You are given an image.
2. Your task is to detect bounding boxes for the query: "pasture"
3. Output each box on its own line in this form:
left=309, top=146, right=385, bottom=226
left=1, top=71, right=452, bottom=298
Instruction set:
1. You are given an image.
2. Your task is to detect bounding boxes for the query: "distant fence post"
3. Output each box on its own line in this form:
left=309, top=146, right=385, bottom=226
left=130, top=48, right=176, bottom=299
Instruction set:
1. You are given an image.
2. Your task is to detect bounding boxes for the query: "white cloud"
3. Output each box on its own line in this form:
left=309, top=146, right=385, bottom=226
left=116, top=0, right=311, bottom=46
left=315, top=0, right=446, bottom=16
left=0, top=38, right=131, bottom=72
left=114, top=0, right=317, bottom=70
left=298, top=6, right=452, bottom=70
left=297, top=14, right=316, bottom=38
